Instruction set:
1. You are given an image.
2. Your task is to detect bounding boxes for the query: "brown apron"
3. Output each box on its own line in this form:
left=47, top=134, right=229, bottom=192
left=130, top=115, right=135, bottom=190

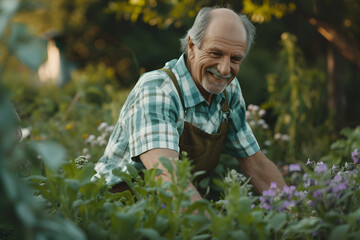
left=160, top=68, right=230, bottom=182
left=110, top=68, right=230, bottom=193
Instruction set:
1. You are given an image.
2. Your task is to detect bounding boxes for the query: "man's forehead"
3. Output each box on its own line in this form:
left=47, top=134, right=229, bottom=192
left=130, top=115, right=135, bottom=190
left=205, top=9, right=247, bottom=43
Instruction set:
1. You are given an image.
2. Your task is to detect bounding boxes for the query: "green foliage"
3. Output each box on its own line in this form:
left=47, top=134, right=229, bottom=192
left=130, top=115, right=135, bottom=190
left=0, top=0, right=47, bottom=78
left=4, top=62, right=131, bottom=161
left=242, top=0, right=296, bottom=23
left=0, top=88, right=86, bottom=240
left=320, top=126, right=360, bottom=165
left=107, top=0, right=208, bottom=28
left=6, top=23, right=47, bottom=70
left=264, top=32, right=331, bottom=162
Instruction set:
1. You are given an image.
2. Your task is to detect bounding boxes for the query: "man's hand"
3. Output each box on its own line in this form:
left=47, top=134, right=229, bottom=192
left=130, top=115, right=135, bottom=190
left=140, top=148, right=203, bottom=203
left=237, top=151, right=285, bottom=194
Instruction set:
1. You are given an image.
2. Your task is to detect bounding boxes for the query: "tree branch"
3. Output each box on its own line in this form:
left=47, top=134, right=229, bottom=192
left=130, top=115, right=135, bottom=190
left=307, top=17, right=360, bottom=68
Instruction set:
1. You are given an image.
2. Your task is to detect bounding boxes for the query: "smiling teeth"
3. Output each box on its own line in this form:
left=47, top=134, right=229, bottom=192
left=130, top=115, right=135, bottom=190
left=212, top=73, right=224, bottom=80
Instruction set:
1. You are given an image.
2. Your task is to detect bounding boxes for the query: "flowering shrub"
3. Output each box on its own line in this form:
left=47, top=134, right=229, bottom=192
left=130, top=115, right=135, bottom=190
left=246, top=104, right=291, bottom=164
left=257, top=150, right=360, bottom=239
left=2, top=119, right=360, bottom=240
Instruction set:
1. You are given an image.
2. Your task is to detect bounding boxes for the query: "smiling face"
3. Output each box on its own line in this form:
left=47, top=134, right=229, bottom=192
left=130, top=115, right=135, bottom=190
left=187, top=9, right=247, bottom=102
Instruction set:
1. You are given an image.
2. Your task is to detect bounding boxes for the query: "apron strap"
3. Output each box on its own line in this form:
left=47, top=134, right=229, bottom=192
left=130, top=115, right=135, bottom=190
left=159, top=68, right=185, bottom=109
left=222, top=91, right=230, bottom=113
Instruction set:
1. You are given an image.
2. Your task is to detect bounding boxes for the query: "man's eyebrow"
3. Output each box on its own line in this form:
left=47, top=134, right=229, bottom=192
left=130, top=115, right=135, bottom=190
left=208, top=47, right=244, bottom=58
left=208, top=47, right=222, bottom=52
left=232, top=54, right=244, bottom=59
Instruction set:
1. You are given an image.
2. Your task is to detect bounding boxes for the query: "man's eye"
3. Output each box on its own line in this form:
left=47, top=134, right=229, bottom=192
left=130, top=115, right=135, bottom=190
left=210, top=52, right=221, bottom=57
left=231, top=58, right=241, bottom=63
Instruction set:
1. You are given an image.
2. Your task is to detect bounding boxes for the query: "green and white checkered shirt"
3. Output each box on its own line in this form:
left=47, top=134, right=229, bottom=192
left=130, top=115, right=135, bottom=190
left=93, top=54, right=259, bottom=185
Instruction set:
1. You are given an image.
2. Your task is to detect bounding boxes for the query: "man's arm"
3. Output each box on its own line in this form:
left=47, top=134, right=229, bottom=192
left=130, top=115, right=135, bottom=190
left=140, top=148, right=202, bottom=203
left=237, top=151, right=285, bottom=194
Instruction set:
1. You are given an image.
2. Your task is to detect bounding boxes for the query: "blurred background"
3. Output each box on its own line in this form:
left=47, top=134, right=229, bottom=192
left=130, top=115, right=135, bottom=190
left=1, top=0, right=359, bottom=167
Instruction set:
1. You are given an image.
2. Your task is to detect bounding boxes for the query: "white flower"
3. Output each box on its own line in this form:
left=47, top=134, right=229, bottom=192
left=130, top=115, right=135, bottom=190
left=99, top=139, right=107, bottom=146
left=281, top=134, right=291, bottom=141
left=21, top=128, right=31, bottom=141
left=82, top=148, right=89, bottom=154
left=86, top=134, right=96, bottom=143
left=259, top=109, right=266, bottom=117
left=262, top=123, right=269, bottom=129
left=248, top=104, right=259, bottom=112
left=224, top=176, right=232, bottom=184
left=249, top=120, right=256, bottom=126
left=97, top=122, right=109, bottom=132
left=264, top=140, right=272, bottom=146
left=257, top=119, right=265, bottom=125
left=274, top=133, right=282, bottom=140
left=106, top=125, right=115, bottom=133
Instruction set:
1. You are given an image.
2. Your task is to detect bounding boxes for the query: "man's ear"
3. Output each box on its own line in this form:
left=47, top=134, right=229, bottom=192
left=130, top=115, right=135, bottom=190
left=187, top=36, right=195, bottom=59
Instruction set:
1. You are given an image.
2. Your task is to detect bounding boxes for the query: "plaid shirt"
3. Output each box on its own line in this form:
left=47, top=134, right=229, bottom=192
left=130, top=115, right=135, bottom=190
left=93, top=54, right=259, bottom=185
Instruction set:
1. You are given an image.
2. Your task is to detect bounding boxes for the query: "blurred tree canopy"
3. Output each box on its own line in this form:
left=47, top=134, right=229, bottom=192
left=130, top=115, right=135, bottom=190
left=5, top=0, right=360, bottom=129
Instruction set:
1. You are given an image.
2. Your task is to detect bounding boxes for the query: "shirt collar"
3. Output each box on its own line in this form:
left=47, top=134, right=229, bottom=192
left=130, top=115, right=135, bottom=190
left=169, top=54, right=226, bottom=109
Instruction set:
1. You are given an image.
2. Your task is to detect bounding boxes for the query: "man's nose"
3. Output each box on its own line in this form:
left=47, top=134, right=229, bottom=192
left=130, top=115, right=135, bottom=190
left=218, top=57, right=231, bottom=76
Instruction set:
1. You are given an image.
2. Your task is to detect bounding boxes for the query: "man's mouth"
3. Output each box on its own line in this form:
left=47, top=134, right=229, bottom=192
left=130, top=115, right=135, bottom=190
left=206, top=68, right=232, bottom=82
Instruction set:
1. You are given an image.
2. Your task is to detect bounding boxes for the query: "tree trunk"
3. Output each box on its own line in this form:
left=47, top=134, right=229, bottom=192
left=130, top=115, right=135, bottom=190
left=327, top=45, right=346, bottom=131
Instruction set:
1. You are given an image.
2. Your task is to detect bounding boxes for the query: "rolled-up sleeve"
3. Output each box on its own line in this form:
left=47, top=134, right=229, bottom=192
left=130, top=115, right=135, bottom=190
left=126, top=85, right=180, bottom=159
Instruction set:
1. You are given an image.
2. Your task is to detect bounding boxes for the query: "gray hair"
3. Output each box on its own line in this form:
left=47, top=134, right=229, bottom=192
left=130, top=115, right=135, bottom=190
left=180, top=7, right=256, bottom=58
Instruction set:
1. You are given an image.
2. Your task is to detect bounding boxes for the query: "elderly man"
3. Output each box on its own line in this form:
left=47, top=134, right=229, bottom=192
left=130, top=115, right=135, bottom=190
left=93, top=6, right=285, bottom=201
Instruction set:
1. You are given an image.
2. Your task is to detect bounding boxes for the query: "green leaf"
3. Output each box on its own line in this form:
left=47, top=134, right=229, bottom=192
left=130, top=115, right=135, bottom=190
left=192, top=234, right=212, bottom=240
left=185, top=199, right=211, bottom=214
left=32, top=141, right=67, bottom=172
left=238, top=197, right=253, bottom=214
left=268, top=212, right=286, bottom=232
left=251, top=210, right=264, bottom=224
left=230, top=230, right=249, bottom=240
left=7, top=23, right=47, bottom=70
left=65, top=179, right=80, bottom=191
left=136, top=228, right=162, bottom=240
left=285, top=217, right=321, bottom=234
left=329, top=224, right=349, bottom=240
left=0, top=0, right=19, bottom=38
left=15, top=202, right=36, bottom=227
left=125, top=163, right=140, bottom=179
left=192, top=170, right=206, bottom=178
left=76, top=162, right=95, bottom=184
left=158, top=156, right=174, bottom=172
left=112, top=169, right=132, bottom=184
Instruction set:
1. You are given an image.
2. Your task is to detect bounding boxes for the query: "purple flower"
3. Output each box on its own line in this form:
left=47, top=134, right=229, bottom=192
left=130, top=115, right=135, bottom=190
left=333, top=174, right=342, bottom=182
left=282, top=185, right=296, bottom=198
left=259, top=196, right=273, bottom=211
left=352, top=149, right=359, bottom=164
left=313, top=189, right=323, bottom=199
left=278, top=200, right=295, bottom=212
left=262, top=203, right=272, bottom=211
left=270, top=182, right=277, bottom=189
left=315, top=162, right=328, bottom=173
left=306, top=158, right=312, bottom=165
left=289, top=164, right=302, bottom=172
left=263, top=189, right=276, bottom=197
left=332, top=182, right=348, bottom=198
